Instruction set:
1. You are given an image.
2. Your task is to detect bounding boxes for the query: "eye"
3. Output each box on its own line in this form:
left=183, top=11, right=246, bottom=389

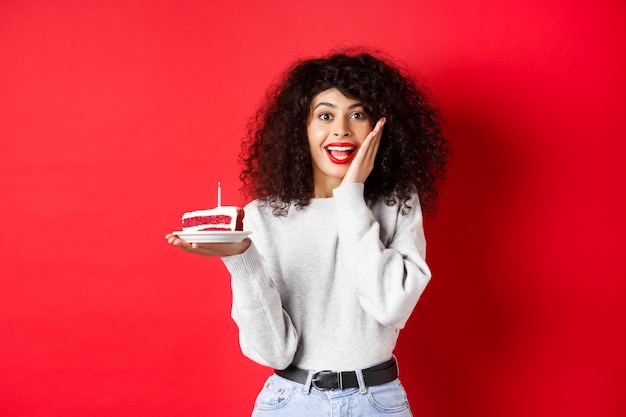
left=350, top=112, right=368, bottom=120
left=319, top=112, right=332, bottom=121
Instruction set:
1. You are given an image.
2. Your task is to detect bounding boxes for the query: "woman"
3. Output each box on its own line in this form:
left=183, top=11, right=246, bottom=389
left=166, top=49, right=448, bottom=416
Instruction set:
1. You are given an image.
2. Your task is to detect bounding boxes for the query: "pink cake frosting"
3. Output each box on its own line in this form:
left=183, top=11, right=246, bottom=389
left=181, top=206, right=244, bottom=232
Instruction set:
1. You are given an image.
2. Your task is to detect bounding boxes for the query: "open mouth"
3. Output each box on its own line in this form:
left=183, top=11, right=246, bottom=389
left=325, top=143, right=357, bottom=164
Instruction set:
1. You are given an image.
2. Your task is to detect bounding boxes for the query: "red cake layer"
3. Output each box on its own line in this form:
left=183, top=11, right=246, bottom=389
left=182, top=215, right=233, bottom=229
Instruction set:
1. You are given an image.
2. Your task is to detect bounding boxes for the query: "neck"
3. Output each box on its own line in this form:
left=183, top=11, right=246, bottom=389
left=312, top=177, right=342, bottom=198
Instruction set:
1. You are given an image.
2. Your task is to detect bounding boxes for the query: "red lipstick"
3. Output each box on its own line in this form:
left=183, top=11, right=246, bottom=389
left=324, top=142, right=357, bottom=164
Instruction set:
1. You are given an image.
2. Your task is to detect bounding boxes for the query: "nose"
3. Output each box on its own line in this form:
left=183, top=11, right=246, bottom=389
left=333, top=119, right=351, bottom=137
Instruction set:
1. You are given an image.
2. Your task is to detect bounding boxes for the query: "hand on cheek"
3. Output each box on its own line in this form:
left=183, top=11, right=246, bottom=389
left=341, top=117, right=386, bottom=185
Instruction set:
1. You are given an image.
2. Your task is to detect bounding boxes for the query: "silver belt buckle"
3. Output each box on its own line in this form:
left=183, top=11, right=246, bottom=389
left=312, top=370, right=341, bottom=390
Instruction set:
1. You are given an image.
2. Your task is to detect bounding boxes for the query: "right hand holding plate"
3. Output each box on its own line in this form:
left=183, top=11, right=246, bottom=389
left=165, top=233, right=251, bottom=257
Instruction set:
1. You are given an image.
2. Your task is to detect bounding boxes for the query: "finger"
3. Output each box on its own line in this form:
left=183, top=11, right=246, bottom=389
left=370, top=117, right=386, bottom=145
left=369, top=117, right=386, bottom=150
left=189, top=242, right=240, bottom=257
left=166, top=235, right=194, bottom=251
left=189, top=243, right=214, bottom=256
left=369, top=117, right=384, bottom=132
left=363, top=117, right=386, bottom=149
left=370, top=117, right=386, bottom=139
left=358, top=118, right=385, bottom=161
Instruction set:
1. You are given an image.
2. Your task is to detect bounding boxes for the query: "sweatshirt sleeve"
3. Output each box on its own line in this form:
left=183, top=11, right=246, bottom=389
left=332, top=183, right=431, bottom=329
left=220, top=243, right=299, bottom=370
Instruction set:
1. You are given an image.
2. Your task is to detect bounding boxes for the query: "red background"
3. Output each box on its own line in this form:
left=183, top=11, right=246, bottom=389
left=1, top=1, right=625, bottom=416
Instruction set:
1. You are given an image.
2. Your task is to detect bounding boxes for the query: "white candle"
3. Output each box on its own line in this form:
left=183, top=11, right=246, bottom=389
left=217, top=181, right=221, bottom=207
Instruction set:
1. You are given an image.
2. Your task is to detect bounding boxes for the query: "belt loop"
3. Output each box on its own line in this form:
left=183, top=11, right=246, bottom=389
left=393, top=354, right=399, bottom=377
left=302, top=369, right=314, bottom=394
left=355, top=368, right=368, bottom=394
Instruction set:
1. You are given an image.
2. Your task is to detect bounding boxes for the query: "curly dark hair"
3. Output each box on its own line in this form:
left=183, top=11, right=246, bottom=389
left=240, top=49, right=448, bottom=216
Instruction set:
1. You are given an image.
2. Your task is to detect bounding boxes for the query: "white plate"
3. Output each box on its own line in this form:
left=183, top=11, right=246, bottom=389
left=172, top=231, right=252, bottom=243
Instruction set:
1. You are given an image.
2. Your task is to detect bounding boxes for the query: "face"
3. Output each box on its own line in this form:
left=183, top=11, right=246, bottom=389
left=306, top=88, right=374, bottom=197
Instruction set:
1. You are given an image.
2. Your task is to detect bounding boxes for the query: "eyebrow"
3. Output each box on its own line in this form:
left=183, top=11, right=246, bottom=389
left=312, top=102, right=365, bottom=110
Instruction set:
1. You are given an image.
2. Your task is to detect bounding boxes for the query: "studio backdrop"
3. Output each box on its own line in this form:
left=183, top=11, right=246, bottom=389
left=1, top=1, right=625, bottom=416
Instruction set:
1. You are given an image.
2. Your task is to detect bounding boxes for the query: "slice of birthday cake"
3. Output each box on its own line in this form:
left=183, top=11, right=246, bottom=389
left=181, top=206, right=244, bottom=232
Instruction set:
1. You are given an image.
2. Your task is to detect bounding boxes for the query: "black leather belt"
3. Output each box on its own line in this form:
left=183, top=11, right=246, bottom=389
left=275, top=357, right=398, bottom=390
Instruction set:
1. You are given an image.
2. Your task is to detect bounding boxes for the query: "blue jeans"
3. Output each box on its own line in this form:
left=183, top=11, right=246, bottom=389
left=251, top=369, right=413, bottom=417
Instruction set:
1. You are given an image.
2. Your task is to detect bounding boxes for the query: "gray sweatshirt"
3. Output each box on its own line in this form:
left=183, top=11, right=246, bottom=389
left=221, top=183, right=431, bottom=371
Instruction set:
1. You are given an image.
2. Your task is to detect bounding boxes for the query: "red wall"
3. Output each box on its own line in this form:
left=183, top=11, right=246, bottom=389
left=1, top=1, right=624, bottom=416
